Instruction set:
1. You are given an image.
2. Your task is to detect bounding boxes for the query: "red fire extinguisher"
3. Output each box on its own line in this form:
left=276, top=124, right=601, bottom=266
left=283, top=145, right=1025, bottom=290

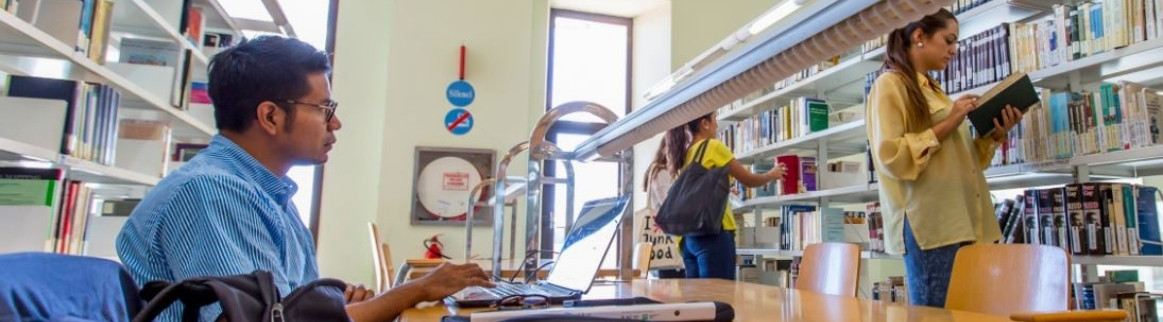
left=423, top=235, right=451, bottom=259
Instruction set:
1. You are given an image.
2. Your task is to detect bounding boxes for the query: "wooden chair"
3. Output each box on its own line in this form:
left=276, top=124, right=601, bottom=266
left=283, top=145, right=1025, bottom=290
left=945, top=244, right=1127, bottom=322
left=366, top=222, right=394, bottom=292
left=632, top=242, right=653, bottom=279
left=795, top=242, right=860, bottom=297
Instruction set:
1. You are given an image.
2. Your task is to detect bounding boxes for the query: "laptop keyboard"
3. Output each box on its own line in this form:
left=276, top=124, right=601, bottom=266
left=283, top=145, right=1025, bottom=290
left=486, top=283, right=540, bottom=297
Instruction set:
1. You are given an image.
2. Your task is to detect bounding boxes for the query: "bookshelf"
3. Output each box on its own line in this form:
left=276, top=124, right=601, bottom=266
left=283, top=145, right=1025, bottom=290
left=733, top=119, right=868, bottom=163
left=63, top=156, right=161, bottom=186
left=0, top=136, right=58, bottom=163
left=0, top=0, right=292, bottom=257
left=737, top=248, right=902, bottom=260
left=0, top=10, right=213, bottom=137
left=114, top=0, right=212, bottom=66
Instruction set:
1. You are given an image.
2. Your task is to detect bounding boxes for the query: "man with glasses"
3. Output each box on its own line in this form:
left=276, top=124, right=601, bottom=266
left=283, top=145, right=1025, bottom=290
left=116, top=35, right=493, bottom=321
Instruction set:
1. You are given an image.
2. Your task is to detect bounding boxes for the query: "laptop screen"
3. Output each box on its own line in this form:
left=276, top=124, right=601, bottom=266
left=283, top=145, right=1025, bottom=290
left=545, top=195, right=629, bottom=293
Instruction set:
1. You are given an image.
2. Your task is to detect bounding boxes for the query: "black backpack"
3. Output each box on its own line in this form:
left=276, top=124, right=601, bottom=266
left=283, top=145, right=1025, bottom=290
left=132, top=270, right=349, bottom=322
left=655, top=140, right=730, bottom=236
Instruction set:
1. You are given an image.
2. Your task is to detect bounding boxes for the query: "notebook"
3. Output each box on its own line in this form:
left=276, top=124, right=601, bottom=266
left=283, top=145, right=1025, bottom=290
left=967, top=72, right=1040, bottom=138
left=446, top=195, right=630, bottom=308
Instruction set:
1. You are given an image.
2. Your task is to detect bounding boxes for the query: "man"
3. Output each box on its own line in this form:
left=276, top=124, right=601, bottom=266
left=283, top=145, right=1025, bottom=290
left=116, top=35, right=493, bottom=321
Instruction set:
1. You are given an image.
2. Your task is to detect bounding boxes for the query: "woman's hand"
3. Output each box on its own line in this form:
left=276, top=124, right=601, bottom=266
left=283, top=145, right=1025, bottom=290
left=990, top=105, right=1024, bottom=140
left=952, top=94, right=980, bottom=119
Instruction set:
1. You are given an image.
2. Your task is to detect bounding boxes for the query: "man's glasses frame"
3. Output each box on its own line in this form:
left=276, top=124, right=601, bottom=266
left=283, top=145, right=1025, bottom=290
left=285, top=99, right=339, bottom=123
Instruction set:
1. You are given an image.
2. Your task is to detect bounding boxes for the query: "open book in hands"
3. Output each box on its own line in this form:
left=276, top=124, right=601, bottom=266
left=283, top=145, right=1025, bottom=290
left=967, top=72, right=1041, bottom=138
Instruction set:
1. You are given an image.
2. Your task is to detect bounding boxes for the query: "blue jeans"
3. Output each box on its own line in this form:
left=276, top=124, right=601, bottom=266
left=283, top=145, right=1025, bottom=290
left=902, top=218, right=963, bottom=308
left=680, top=230, right=736, bottom=280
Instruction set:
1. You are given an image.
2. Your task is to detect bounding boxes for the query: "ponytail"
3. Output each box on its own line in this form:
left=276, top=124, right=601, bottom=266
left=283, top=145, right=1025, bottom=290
left=665, top=113, right=714, bottom=176
left=883, top=8, right=956, bottom=133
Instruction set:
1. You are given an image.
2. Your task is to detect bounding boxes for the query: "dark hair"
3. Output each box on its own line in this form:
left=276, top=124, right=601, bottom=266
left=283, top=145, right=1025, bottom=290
left=643, top=136, right=668, bottom=192
left=665, top=113, right=713, bottom=177
left=883, top=8, right=956, bottom=132
left=208, top=35, right=331, bottom=132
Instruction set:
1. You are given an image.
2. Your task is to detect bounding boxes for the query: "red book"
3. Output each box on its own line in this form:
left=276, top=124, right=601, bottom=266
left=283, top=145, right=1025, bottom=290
left=776, top=155, right=800, bottom=195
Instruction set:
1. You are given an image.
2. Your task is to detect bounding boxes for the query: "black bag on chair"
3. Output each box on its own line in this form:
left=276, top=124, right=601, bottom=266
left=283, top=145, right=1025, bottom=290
left=655, top=140, right=730, bottom=236
left=132, top=270, right=349, bottom=322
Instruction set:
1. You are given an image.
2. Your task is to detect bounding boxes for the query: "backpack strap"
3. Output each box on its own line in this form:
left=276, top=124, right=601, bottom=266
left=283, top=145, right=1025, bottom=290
left=692, top=140, right=711, bottom=165
left=132, top=280, right=221, bottom=322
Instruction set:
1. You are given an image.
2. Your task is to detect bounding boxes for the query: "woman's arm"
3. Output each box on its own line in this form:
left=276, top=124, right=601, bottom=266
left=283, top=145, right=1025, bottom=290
left=727, top=159, right=782, bottom=188
left=867, top=75, right=975, bottom=181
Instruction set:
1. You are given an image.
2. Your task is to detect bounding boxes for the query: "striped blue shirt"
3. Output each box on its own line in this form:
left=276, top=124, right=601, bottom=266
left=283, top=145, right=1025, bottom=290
left=116, top=135, right=319, bottom=321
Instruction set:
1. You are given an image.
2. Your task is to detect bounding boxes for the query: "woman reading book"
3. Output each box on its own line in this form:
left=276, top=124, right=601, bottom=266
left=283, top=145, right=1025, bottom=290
left=665, top=112, right=784, bottom=280
left=865, top=8, right=1023, bottom=308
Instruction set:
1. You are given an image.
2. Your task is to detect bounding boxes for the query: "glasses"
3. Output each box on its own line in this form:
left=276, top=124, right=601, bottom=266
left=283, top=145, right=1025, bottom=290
left=285, top=99, right=339, bottom=123
left=491, top=294, right=549, bottom=311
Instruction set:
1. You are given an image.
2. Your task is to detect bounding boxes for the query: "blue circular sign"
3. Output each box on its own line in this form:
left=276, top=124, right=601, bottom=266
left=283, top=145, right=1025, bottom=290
left=444, top=108, right=473, bottom=135
left=446, top=80, right=475, bottom=107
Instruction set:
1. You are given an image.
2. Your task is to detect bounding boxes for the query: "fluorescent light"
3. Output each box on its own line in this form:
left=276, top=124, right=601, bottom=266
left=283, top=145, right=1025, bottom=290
left=220, top=0, right=274, bottom=22
left=748, top=0, right=803, bottom=35
left=643, top=66, right=694, bottom=101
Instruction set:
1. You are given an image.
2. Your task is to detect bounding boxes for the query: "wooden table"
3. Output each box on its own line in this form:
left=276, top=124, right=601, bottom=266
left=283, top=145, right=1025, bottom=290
left=400, top=279, right=1011, bottom=321
left=400, top=259, right=632, bottom=282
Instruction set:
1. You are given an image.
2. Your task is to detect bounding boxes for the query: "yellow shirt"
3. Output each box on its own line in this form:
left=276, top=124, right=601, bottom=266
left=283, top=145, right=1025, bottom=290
left=682, top=139, right=738, bottom=232
left=865, top=72, right=1002, bottom=255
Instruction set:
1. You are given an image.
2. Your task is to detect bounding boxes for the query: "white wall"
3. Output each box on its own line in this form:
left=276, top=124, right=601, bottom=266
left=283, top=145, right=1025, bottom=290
left=670, top=0, right=778, bottom=70
left=319, top=0, right=549, bottom=285
left=630, top=3, right=671, bottom=212
left=316, top=0, right=393, bottom=285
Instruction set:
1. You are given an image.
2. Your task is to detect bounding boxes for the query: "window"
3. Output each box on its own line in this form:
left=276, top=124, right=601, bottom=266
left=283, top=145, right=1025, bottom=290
left=281, top=0, right=338, bottom=234
left=543, top=10, right=631, bottom=270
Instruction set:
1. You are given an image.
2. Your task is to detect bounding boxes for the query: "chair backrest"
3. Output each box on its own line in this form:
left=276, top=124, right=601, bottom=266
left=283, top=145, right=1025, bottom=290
left=945, top=244, right=1070, bottom=316
left=366, top=222, right=393, bottom=292
left=633, top=242, right=653, bottom=279
left=795, top=242, right=859, bottom=297
left=0, top=253, right=142, bottom=321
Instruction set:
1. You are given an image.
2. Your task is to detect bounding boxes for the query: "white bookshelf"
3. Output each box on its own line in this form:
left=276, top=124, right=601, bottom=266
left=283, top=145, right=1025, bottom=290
left=738, top=247, right=1163, bottom=266
left=717, top=58, right=879, bottom=125
left=734, top=119, right=868, bottom=163
left=0, top=10, right=215, bottom=138
left=611, top=0, right=1163, bottom=272
left=0, top=136, right=59, bottom=163
left=114, top=0, right=211, bottom=66
left=736, top=248, right=902, bottom=260
left=62, top=156, right=160, bottom=186
left=1073, top=255, right=1163, bottom=266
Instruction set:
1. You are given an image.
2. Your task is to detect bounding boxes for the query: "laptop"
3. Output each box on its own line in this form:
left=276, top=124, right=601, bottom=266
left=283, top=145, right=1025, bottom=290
left=447, top=195, right=630, bottom=308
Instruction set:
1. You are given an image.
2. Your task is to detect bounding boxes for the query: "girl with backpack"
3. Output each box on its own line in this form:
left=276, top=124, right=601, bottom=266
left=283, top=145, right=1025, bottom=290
left=664, top=112, right=785, bottom=280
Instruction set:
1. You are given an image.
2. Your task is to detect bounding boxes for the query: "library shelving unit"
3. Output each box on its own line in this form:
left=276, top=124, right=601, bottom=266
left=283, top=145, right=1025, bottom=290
left=568, top=0, right=1163, bottom=300
left=0, top=0, right=291, bottom=257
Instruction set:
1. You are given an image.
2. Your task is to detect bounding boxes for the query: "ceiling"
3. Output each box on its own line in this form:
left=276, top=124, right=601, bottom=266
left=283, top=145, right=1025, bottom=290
left=550, top=0, right=669, bottom=18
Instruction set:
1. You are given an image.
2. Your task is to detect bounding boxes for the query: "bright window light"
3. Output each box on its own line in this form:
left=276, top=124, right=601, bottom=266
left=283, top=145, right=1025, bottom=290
left=277, top=0, right=330, bottom=50
left=242, top=29, right=281, bottom=40
left=220, top=0, right=274, bottom=22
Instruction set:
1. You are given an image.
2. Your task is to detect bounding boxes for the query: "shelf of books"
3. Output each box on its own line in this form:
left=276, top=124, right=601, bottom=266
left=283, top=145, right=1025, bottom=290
left=718, top=1, right=1163, bottom=294
left=0, top=0, right=257, bottom=258
left=0, top=9, right=213, bottom=138
left=716, top=57, right=879, bottom=125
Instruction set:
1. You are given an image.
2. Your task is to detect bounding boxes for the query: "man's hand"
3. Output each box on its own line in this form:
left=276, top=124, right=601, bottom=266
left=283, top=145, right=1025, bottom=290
left=411, top=262, right=495, bottom=302
left=345, top=284, right=375, bottom=304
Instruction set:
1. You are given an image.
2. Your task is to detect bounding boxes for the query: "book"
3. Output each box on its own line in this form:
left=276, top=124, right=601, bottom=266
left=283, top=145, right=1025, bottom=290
left=1136, top=186, right=1162, bottom=255
left=968, top=72, right=1041, bottom=138
left=7, top=75, right=83, bottom=156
